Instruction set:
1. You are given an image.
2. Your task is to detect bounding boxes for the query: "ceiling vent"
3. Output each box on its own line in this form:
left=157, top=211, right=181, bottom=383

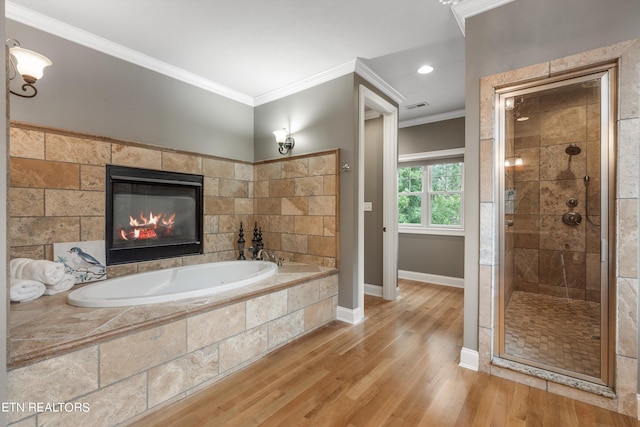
left=405, top=101, right=429, bottom=110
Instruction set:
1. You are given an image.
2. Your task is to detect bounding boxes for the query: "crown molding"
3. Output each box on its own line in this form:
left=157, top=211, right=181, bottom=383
left=353, top=59, right=406, bottom=105
left=399, top=109, right=465, bottom=128
left=6, top=1, right=255, bottom=106
left=253, top=59, right=358, bottom=106
left=254, top=58, right=405, bottom=107
left=451, top=0, right=514, bottom=36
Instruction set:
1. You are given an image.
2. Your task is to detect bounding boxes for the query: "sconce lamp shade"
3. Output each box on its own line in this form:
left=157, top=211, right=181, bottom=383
left=273, top=128, right=288, bottom=144
left=10, top=46, right=52, bottom=83
left=273, top=128, right=295, bottom=155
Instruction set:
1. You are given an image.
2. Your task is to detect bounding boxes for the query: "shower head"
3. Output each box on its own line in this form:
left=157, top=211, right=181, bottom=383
left=565, top=144, right=581, bottom=156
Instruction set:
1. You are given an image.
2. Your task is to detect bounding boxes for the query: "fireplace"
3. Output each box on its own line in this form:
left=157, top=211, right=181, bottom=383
left=106, top=165, right=204, bottom=265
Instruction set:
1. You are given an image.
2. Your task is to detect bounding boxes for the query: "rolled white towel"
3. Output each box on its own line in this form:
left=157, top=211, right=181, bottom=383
left=10, top=278, right=46, bottom=302
left=44, top=273, right=76, bottom=295
left=9, top=258, right=33, bottom=279
left=11, top=258, right=65, bottom=285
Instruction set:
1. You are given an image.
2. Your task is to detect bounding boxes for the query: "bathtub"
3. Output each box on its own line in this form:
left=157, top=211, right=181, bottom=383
left=67, top=260, right=278, bottom=308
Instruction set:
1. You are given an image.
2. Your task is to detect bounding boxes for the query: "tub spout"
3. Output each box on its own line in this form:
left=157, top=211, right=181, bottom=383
left=256, top=249, right=277, bottom=263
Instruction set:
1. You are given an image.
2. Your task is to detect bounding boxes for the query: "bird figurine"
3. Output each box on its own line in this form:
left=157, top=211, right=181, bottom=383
left=68, top=247, right=105, bottom=269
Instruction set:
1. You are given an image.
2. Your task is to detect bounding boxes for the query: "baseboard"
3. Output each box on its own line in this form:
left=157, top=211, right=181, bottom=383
left=337, top=305, right=363, bottom=324
left=459, top=347, right=479, bottom=371
left=398, top=270, right=464, bottom=288
left=364, top=283, right=383, bottom=297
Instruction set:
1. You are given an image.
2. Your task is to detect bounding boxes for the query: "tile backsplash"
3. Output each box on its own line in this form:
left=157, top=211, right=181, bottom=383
left=8, top=122, right=339, bottom=282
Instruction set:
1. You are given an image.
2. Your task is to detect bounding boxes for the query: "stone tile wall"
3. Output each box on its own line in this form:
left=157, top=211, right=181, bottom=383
left=6, top=274, right=338, bottom=426
left=507, top=83, right=602, bottom=302
left=7, top=123, right=339, bottom=279
left=253, top=154, right=339, bottom=268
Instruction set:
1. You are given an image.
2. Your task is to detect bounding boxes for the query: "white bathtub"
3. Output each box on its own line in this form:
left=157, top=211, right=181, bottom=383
left=67, top=260, right=278, bottom=308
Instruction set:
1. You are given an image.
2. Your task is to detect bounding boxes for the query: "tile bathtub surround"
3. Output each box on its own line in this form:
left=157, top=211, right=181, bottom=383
left=8, top=122, right=339, bottom=276
left=7, top=265, right=338, bottom=426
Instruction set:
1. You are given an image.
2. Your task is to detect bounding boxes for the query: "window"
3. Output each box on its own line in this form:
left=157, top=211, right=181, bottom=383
left=398, top=149, right=464, bottom=236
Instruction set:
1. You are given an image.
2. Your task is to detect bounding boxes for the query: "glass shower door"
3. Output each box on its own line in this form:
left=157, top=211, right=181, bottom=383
left=499, top=69, right=613, bottom=385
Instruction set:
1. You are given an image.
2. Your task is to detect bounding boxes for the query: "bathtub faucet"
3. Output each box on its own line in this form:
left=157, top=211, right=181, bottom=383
left=256, top=249, right=277, bottom=263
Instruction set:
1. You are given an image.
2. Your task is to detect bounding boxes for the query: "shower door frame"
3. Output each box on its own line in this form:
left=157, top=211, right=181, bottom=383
left=496, top=63, right=617, bottom=386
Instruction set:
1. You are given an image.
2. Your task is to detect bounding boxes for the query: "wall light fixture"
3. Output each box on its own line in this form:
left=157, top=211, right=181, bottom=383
left=273, top=128, right=295, bottom=155
left=7, top=39, right=52, bottom=98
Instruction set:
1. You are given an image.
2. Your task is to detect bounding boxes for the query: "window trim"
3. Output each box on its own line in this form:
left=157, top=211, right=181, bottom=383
left=398, top=148, right=465, bottom=237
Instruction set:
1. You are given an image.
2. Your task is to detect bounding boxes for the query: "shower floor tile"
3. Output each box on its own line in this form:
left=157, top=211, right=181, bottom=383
left=504, top=291, right=601, bottom=378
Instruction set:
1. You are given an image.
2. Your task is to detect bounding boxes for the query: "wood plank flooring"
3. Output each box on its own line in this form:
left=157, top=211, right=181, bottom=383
left=131, top=280, right=639, bottom=427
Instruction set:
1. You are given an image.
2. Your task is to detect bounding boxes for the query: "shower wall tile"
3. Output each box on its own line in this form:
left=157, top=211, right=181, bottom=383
left=513, top=248, right=539, bottom=283
left=515, top=181, right=539, bottom=214
left=586, top=103, right=601, bottom=142
left=585, top=253, right=601, bottom=291
left=618, top=118, right=639, bottom=199
left=619, top=39, right=640, bottom=120
left=480, top=139, right=493, bottom=202
left=539, top=144, right=587, bottom=181
left=585, top=219, right=602, bottom=254
left=539, top=215, right=585, bottom=252
left=549, top=39, right=635, bottom=74
left=539, top=84, right=587, bottom=112
left=615, top=354, right=638, bottom=417
left=478, top=264, right=493, bottom=329
left=514, top=147, right=539, bottom=182
left=539, top=250, right=586, bottom=288
left=520, top=225, right=537, bottom=256
left=618, top=199, right=638, bottom=278
left=540, top=106, right=587, bottom=146
left=616, top=277, right=638, bottom=358
left=538, top=284, right=584, bottom=300
left=539, top=179, right=583, bottom=215
left=479, top=203, right=496, bottom=265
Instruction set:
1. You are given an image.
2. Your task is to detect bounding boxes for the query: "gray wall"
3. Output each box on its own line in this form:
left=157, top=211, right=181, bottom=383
left=2, top=5, right=8, bottom=424
left=463, top=0, right=640, bottom=352
left=254, top=74, right=359, bottom=308
left=398, top=117, right=465, bottom=278
left=364, top=116, right=383, bottom=286
left=254, top=73, right=396, bottom=309
left=6, top=20, right=254, bottom=162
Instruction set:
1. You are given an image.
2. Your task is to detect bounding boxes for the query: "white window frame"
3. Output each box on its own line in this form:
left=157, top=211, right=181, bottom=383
left=398, top=148, right=465, bottom=237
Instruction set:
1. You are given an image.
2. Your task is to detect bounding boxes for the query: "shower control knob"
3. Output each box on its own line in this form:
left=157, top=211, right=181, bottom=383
left=562, top=211, right=582, bottom=227
left=566, top=198, right=579, bottom=208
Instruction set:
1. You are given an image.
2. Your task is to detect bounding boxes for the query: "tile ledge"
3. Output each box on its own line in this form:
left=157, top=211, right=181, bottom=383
left=492, top=357, right=616, bottom=399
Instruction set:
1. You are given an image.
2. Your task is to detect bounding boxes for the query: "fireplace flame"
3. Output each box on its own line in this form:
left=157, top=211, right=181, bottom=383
left=118, top=211, right=176, bottom=241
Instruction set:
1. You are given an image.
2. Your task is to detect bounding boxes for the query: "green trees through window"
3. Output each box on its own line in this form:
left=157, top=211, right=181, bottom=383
left=398, top=162, right=463, bottom=228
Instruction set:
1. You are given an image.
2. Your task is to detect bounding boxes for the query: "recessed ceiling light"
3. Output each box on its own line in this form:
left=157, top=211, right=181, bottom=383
left=417, top=65, right=434, bottom=74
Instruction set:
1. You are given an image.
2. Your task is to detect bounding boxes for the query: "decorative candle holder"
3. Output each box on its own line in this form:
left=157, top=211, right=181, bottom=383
left=237, top=222, right=246, bottom=260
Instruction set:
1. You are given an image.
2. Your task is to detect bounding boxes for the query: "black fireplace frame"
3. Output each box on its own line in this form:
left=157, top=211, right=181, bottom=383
left=105, top=165, right=204, bottom=265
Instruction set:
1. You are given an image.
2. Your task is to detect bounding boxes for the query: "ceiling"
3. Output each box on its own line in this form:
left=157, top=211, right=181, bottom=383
left=5, top=0, right=502, bottom=124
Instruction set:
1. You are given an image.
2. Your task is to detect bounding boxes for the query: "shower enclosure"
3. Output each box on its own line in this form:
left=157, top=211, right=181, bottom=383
left=498, top=65, right=615, bottom=385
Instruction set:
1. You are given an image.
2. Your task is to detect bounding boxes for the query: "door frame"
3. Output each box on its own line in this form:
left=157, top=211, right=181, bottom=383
left=358, top=85, right=398, bottom=318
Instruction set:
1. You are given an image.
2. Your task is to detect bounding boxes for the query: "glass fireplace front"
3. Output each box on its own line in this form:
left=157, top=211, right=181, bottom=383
left=106, top=165, right=203, bottom=265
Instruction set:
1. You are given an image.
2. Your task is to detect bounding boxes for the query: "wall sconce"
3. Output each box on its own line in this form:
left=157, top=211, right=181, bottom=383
left=7, top=39, right=52, bottom=98
left=273, top=128, right=295, bottom=155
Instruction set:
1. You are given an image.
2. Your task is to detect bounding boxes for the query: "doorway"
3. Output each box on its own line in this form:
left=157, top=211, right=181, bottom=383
left=358, top=85, right=398, bottom=320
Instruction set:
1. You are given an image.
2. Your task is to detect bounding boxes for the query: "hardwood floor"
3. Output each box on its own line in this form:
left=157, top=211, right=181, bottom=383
left=131, top=280, right=639, bottom=426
